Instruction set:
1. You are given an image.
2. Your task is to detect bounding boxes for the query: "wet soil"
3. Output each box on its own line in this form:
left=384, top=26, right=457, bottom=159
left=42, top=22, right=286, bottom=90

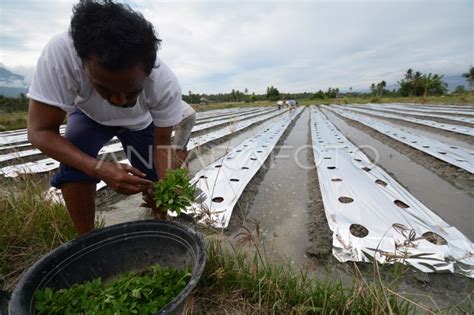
left=324, top=109, right=474, bottom=240
left=226, top=109, right=332, bottom=267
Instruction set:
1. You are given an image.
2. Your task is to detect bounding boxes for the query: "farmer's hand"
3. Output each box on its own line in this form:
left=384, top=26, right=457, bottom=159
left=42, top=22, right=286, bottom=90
left=93, top=161, right=152, bottom=195
left=141, top=187, right=169, bottom=221
left=173, top=149, right=188, bottom=169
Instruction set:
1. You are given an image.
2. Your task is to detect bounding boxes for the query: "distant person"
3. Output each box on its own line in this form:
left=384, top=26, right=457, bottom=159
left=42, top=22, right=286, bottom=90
left=173, top=101, right=196, bottom=168
left=27, top=1, right=183, bottom=234
left=287, top=99, right=296, bottom=112
left=276, top=100, right=283, bottom=110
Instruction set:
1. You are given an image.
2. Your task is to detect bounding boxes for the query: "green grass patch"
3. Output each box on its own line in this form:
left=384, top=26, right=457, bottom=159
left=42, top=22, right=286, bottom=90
left=0, top=177, right=77, bottom=290
left=35, top=264, right=191, bottom=314
left=191, top=238, right=417, bottom=314
left=0, top=112, right=28, bottom=131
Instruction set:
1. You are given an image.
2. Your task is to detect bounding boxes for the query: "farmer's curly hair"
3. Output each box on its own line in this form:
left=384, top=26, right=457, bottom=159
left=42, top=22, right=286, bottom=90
left=70, top=0, right=160, bottom=75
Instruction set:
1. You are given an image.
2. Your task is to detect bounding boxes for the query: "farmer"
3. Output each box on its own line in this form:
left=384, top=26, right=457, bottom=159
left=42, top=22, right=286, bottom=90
left=27, top=0, right=183, bottom=235
left=173, top=101, right=196, bottom=169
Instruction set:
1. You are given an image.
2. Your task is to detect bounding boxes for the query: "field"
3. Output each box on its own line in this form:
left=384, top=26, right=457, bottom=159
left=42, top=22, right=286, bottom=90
left=1, top=101, right=473, bottom=313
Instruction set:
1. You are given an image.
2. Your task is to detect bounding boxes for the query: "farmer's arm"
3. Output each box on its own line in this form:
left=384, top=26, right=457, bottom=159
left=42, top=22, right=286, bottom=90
left=153, top=126, right=174, bottom=180
left=28, top=100, right=151, bottom=194
left=28, top=99, right=97, bottom=174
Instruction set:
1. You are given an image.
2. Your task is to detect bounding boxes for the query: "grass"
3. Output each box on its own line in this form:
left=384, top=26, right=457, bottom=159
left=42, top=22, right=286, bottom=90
left=0, top=112, right=28, bottom=131
left=0, top=176, right=77, bottom=291
left=187, top=236, right=415, bottom=314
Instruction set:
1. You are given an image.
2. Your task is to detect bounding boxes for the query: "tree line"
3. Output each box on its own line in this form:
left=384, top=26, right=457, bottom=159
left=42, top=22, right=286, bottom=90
left=183, top=67, right=473, bottom=103
left=2, top=68, right=473, bottom=109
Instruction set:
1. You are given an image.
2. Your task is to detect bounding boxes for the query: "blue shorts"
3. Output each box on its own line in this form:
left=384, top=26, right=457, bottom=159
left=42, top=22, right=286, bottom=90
left=51, top=109, right=158, bottom=188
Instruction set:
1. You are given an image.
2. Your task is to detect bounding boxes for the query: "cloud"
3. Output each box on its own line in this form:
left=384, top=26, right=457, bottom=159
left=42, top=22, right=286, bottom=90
left=0, top=0, right=472, bottom=93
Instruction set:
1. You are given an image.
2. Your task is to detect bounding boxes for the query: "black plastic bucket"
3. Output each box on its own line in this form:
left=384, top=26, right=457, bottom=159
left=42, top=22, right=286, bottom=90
left=9, top=220, right=206, bottom=315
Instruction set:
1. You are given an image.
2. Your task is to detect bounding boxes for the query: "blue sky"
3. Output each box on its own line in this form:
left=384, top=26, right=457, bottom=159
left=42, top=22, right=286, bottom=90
left=0, top=0, right=472, bottom=94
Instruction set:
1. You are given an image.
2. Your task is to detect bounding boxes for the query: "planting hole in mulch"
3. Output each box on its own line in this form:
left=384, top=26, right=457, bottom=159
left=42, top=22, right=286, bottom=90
left=327, top=166, right=336, bottom=170
left=324, top=157, right=331, bottom=159
left=450, top=146, right=458, bottom=149
left=422, top=232, right=448, bottom=245
left=394, top=199, right=409, bottom=208
left=230, top=178, right=239, bottom=182
left=362, top=167, right=371, bottom=172
left=375, top=179, right=387, bottom=187
left=212, top=197, right=224, bottom=203
left=331, top=178, right=343, bottom=182
left=354, top=158, right=362, bottom=162
left=350, top=224, right=369, bottom=238
left=199, top=175, right=208, bottom=179
left=338, top=196, right=354, bottom=203
left=438, top=151, right=447, bottom=155
left=242, top=166, right=249, bottom=170
left=215, top=165, right=222, bottom=168
left=422, top=145, right=430, bottom=148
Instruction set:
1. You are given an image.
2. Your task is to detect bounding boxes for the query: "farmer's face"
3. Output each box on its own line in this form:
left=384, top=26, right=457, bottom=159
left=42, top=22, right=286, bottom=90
left=85, top=57, right=146, bottom=108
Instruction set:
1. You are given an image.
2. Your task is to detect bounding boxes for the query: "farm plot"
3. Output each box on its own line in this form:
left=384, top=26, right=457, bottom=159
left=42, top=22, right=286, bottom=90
left=309, top=106, right=473, bottom=276
left=335, top=105, right=474, bottom=136
left=324, top=106, right=474, bottom=173
left=353, top=104, right=474, bottom=124
left=185, top=107, right=304, bottom=228
left=2, top=104, right=472, bottom=284
left=194, top=107, right=267, bottom=124
left=376, top=103, right=474, bottom=114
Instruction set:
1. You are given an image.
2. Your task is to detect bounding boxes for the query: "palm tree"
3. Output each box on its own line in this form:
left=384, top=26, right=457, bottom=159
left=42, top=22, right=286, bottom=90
left=405, top=68, right=413, bottom=80
left=413, top=71, right=423, bottom=96
left=370, top=83, right=376, bottom=95
left=462, top=67, right=474, bottom=91
left=422, top=73, right=447, bottom=102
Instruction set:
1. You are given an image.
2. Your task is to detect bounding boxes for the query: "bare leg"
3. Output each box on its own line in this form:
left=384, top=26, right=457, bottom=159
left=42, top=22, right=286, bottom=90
left=61, top=181, right=96, bottom=235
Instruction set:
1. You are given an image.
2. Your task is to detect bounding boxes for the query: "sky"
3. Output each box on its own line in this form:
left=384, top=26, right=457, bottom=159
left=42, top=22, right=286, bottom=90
left=0, top=0, right=472, bottom=94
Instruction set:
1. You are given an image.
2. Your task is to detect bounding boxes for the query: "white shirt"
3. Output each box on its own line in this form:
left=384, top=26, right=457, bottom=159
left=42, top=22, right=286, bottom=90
left=181, top=100, right=195, bottom=119
left=28, top=32, right=183, bottom=131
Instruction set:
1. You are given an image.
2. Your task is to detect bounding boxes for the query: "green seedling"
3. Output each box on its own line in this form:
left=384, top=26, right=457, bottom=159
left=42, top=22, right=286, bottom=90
left=35, top=264, right=191, bottom=314
left=153, top=168, right=196, bottom=215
